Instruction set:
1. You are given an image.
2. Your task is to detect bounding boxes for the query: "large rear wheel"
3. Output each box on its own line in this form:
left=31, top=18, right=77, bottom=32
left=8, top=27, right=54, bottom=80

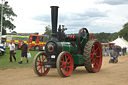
left=83, top=41, right=102, bottom=72
left=33, top=52, right=50, bottom=76
left=56, top=51, right=74, bottom=77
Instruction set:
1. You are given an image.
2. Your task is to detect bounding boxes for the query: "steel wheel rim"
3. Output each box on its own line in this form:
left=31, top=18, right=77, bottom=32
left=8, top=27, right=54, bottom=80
left=91, top=42, right=102, bottom=72
left=35, top=53, right=50, bottom=75
left=60, top=53, right=74, bottom=76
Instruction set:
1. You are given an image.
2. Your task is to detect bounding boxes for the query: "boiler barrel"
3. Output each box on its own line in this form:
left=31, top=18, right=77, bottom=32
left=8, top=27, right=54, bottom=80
left=60, top=42, right=77, bottom=54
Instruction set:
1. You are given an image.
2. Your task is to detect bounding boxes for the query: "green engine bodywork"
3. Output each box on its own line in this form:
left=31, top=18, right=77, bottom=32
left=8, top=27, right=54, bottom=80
left=60, top=31, right=90, bottom=65
left=61, top=42, right=77, bottom=54
left=72, top=54, right=84, bottom=65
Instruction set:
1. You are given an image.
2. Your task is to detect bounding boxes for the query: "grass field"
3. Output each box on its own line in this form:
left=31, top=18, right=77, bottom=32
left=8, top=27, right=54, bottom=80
left=0, top=48, right=41, bottom=69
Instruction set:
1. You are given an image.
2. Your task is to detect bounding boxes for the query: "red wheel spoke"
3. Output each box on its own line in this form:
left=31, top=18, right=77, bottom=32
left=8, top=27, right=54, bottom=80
left=42, top=55, right=44, bottom=61
left=37, top=61, right=40, bottom=63
left=64, top=54, right=67, bottom=61
left=61, top=61, right=64, bottom=67
left=42, top=55, right=46, bottom=61
left=61, top=61, right=64, bottom=63
left=91, top=45, right=94, bottom=52
left=66, top=66, right=69, bottom=72
left=39, top=56, right=41, bottom=61
left=91, top=57, right=93, bottom=60
left=91, top=53, right=94, bottom=55
left=60, top=65, right=63, bottom=67
left=94, top=47, right=99, bottom=53
left=91, top=55, right=93, bottom=59
left=36, top=64, right=40, bottom=67
left=64, top=54, right=66, bottom=59
left=43, top=66, right=45, bottom=72
left=62, top=67, right=66, bottom=72
left=91, top=47, right=94, bottom=52
left=41, top=66, right=42, bottom=73
left=91, top=59, right=94, bottom=64
left=91, top=54, right=93, bottom=58
left=96, top=56, right=100, bottom=58
left=65, top=54, right=70, bottom=60
left=37, top=66, right=41, bottom=71
left=68, top=61, right=71, bottom=64
left=91, top=50, right=96, bottom=56
left=94, top=60, right=98, bottom=66
left=93, top=45, right=95, bottom=51
left=63, top=56, right=65, bottom=62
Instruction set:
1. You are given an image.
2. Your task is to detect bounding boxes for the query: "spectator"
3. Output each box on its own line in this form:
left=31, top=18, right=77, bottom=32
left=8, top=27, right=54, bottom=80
left=124, top=47, right=127, bottom=54
left=109, top=46, right=118, bottom=63
left=122, top=47, right=125, bottom=56
left=104, top=48, right=107, bottom=56
left=113, top=46, right=118, bottom=58
left=109, top=45, right=114, bottom=57
left=18, top=41, right=29, bottom=64
left=8, top=41, right=16, bottom=62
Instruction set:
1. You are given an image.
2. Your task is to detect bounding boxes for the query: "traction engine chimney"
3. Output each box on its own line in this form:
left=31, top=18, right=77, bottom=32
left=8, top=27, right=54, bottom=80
left=50, top=6, right=59, bottom=41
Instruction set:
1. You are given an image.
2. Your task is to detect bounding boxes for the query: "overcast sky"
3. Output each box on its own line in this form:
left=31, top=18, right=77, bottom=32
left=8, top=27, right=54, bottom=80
left=4, top=0, right=128, bottom=34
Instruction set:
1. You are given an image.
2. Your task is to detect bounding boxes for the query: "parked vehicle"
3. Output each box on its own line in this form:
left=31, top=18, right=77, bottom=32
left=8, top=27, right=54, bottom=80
left=0, top=44, right=5, bottom=56
left=6, top=34, right=49, bottom=50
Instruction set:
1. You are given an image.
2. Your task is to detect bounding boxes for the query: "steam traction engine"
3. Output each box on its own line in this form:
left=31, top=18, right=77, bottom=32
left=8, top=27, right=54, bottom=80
left=33, top=6, right=102, bottom=77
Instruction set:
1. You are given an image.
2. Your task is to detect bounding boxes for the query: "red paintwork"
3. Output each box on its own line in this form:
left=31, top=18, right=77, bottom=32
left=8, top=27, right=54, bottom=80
left=6, top=34, right=48, bottom=50
left=89, top=34, right=95, bottom=41
left=36, top=53, right=50, bottom=75
left=60, top=52, right=74, bottom=76
left=48, top=45, right=54, bottom=52
left=91, top=41, right=102, bottom=72
left=28, top=35, right=47, bottom=50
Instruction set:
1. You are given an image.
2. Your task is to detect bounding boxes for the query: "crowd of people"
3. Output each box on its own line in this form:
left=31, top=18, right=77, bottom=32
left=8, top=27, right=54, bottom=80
left=103, top=45, right=127, bottom=63
left=104, top=46, right=127, bottom=57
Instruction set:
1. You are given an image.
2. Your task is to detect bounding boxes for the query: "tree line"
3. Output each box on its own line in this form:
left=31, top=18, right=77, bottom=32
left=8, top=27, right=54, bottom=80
left=44, top=22, right=128, bottom=43
left=94, top=22, right=128, bottom=43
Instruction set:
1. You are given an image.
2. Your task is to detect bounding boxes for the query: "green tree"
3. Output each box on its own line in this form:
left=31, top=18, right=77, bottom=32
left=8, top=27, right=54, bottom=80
left=0, top=1, right=17, bottom=35
left=94, top=32, right=111, bottom=43
left=44, top=25, right=52, bottom=39
left=118, top=22, right=128, bottom=41
left=108, top=32, right=118, bottom=42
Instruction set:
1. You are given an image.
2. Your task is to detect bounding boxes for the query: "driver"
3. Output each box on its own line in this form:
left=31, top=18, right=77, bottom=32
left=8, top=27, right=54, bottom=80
left=81, top=28, right=86, bottom=36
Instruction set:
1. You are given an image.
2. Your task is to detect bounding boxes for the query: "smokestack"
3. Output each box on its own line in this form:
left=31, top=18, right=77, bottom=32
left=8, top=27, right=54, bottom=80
left=50, top=6, right=59, bottom=40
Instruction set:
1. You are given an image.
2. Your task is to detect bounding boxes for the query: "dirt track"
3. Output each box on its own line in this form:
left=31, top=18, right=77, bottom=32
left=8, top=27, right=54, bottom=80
left=0, top=55, right=128, bottom=85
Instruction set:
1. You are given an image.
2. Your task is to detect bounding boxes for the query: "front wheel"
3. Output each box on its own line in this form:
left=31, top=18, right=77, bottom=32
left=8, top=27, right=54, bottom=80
left=33, top=52, right=50, bottom=76
left=56, top=51, right=74, bottom=77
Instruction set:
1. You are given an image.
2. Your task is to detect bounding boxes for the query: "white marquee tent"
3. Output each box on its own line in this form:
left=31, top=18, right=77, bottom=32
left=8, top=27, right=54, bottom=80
left=110, top=37, right=128, bottom=48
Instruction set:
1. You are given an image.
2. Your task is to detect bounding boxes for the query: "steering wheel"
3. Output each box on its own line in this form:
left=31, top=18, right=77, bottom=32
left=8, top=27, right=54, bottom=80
left=78, top=28, right=89, bottom=50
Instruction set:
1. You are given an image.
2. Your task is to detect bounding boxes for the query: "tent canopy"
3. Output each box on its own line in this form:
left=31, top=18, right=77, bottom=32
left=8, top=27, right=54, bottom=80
left=110, top=37, right=128, bottom=48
